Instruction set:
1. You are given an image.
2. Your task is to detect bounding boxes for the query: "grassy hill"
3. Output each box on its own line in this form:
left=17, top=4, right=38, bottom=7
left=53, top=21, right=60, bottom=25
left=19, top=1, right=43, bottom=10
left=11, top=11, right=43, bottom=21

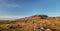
left=0, top=14, right=60, bottom=31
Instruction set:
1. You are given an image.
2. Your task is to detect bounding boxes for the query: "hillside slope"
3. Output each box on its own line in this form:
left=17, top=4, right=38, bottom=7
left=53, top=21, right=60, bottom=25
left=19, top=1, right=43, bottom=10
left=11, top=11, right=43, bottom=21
left=0, top=14, right=60, bottom=31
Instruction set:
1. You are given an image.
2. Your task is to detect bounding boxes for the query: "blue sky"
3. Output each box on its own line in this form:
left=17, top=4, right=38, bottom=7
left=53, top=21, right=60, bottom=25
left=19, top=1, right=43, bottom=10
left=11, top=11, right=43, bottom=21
left=0, top=0, right=60, bottom=16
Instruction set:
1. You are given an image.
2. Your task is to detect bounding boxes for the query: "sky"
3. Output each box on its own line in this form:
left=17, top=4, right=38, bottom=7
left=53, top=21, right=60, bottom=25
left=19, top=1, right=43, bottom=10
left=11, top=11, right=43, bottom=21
left=0, top=0, right=60, bottom=20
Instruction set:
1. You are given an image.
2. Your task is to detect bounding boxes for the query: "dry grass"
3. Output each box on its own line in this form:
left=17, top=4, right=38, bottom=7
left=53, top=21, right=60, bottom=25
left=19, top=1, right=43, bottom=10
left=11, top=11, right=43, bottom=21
left=0, top=15, right=60, bottom=31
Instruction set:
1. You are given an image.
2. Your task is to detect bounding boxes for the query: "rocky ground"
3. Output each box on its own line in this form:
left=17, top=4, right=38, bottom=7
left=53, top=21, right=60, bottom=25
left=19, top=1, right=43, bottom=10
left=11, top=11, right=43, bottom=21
left=0, top=14, right=60, bottom=31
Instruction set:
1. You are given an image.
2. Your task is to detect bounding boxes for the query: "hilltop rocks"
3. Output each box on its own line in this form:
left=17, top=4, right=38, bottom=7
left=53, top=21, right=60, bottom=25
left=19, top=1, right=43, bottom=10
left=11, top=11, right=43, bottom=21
left=32, top=14, right=48, bottom=19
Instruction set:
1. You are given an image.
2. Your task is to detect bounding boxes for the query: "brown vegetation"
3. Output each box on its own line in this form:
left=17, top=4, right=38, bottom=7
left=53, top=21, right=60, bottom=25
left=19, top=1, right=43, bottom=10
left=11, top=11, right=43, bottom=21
left=0, top=14, right=60, bottom=31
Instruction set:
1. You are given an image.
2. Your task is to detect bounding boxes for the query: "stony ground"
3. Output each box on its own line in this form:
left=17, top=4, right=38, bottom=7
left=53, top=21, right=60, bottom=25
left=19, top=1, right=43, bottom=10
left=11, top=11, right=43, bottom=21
left=0, top=15, right=60, bottom=31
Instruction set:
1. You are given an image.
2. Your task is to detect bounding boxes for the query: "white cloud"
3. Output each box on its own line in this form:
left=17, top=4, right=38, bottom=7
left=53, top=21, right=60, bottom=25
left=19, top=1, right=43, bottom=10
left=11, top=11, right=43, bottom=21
left=0, top=0, right=22, bottom=8
left=0, top=0, right=23, bottom=16
left=0, top=16, right=27, bottom=20
left=0, top=0, right=26, bottom=21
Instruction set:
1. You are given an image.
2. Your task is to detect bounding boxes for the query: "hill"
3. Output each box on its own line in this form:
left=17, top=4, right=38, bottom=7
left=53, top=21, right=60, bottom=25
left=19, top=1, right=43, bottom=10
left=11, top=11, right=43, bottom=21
left=0, top=14, right=60, bottom=31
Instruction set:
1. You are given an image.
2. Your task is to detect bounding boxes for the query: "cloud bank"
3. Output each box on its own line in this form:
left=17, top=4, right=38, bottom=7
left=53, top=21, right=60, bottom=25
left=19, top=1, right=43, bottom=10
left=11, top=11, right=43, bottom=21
left=0, top=16, right=27, bottom=20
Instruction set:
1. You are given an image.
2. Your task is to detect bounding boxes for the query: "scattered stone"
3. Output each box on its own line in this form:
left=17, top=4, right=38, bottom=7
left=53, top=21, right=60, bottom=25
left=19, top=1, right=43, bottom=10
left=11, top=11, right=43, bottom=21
left=45, top=28, right=51, bottom=31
